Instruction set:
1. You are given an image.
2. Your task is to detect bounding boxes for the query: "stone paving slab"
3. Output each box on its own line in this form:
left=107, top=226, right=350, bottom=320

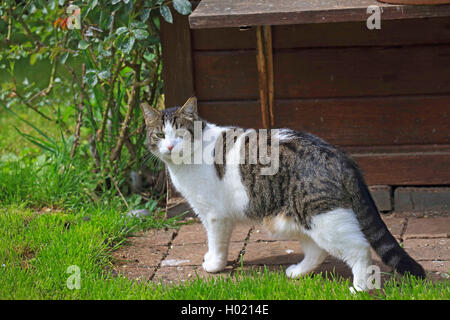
left=163, top=243, right=209, bottom=266
left=171, top=223, right=206, bottom=245
left=112, top=228, right=176, bottom=281
left=404, top=217, right=450, bottom=239
left=113, top=244, right=166, bottom=281
left=381, top=215, right=406, bottom=238
left=162, top=241, right=245, bottom=266
left=172, top=222, right=251, bottom=245
left=130, top=228, right=176, bottom=246
left=403, top=238, right=450, bottom=261
left=244, top=241, right=304, bottom=265
left=115, top=244, right=167, bottom=267
left=250, top=226, right=274, bottom=242
left=419, top=261, right=450, bottom=275
left=153, top=265, right=234, bottom=285
left=114, top=265, right=157, bottom=282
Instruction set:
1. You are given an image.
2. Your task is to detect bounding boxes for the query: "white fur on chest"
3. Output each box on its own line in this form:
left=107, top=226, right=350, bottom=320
left=166, top=125, right=249, bottom=221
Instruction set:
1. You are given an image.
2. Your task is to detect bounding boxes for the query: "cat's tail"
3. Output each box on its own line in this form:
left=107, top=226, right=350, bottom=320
left=346, top=167, right=426, bottom=279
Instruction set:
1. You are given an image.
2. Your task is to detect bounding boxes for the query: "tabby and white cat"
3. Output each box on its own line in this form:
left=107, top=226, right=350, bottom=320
left=141, top=97, right=425, bottom=291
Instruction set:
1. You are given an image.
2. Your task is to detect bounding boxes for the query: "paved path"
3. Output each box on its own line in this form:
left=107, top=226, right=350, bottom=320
left=113, top=213, right=450, bottom=285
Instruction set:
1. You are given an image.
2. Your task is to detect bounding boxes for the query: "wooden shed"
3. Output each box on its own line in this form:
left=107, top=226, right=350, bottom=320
left=160, top=0, right=450, bottom=215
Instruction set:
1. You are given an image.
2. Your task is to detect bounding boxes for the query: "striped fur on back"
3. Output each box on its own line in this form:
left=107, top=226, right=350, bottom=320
left=235, top=128, right=425, bottom=278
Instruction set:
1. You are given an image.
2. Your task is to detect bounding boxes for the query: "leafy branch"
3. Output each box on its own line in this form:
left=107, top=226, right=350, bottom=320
left=1, top=0, right=192, bottom=201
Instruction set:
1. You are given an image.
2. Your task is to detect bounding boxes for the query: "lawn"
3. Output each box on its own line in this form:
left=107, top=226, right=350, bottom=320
left=0, top=202, right=447, bottom=300
left=0, top=106, right=448, bottom=300
left=1, top=201, right=447, bottom=299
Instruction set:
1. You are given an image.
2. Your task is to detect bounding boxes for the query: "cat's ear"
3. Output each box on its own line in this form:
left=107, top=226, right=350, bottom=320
left=177, top=96, right=197, bottom=115
left=141, top=102, right=161, bottom=126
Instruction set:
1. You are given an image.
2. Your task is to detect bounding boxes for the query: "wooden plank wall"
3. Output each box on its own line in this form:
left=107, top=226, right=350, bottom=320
left=163, top=15, right=450, bottom=186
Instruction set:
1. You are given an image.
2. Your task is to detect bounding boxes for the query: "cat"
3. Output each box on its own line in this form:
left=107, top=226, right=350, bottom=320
left=141, top=96, right=425, bottom=291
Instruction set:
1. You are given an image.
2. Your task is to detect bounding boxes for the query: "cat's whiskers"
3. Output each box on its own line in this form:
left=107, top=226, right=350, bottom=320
left=142, top=151, right=161, bottom=167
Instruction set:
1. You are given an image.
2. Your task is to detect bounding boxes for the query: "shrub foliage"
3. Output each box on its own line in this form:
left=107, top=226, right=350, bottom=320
left=0, top=0, right=192, bottom=200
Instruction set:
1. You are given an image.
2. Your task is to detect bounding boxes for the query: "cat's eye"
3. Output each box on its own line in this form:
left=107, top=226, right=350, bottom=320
left=156, top=132, right=165, bottom=139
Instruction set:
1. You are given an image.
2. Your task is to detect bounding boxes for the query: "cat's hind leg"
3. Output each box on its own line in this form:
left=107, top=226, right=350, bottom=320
left=262, top=214, right=328, bottom=278
left=305, top=208, right=372, bottom=292
left=286, top=235, right=328, bottom=278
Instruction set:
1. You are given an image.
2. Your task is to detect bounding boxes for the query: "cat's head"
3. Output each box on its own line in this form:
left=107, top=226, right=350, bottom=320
left=141, top=96, right=203, bottom=162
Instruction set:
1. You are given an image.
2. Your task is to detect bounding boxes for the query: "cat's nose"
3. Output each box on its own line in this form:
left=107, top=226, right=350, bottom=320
left=167, top=144, right=174, bottom=152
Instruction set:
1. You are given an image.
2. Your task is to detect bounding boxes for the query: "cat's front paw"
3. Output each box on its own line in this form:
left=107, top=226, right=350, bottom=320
left=286, top=264, right=306, bottom=278
left=202, top=258, right=226, bottom=273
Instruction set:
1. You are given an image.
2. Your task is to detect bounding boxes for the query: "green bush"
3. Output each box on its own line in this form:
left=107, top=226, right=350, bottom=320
left=0, top=0, right=192, bottom=202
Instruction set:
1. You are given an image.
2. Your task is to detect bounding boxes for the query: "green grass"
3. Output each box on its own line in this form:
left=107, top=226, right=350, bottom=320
left=2, top=212, right=447, bottom=301
left=1, top=186, right=447, bottom=300
left=0, top=204, right=181, bottom=299
left=1, top=177, right=448, bottom=301
left=148, top=269, right=449, bottom=300
left=0, top=106, right=184, bottom=299
left=0, top=106, right=448, bottom=300
left=0, top=106, right=64, bottom=157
